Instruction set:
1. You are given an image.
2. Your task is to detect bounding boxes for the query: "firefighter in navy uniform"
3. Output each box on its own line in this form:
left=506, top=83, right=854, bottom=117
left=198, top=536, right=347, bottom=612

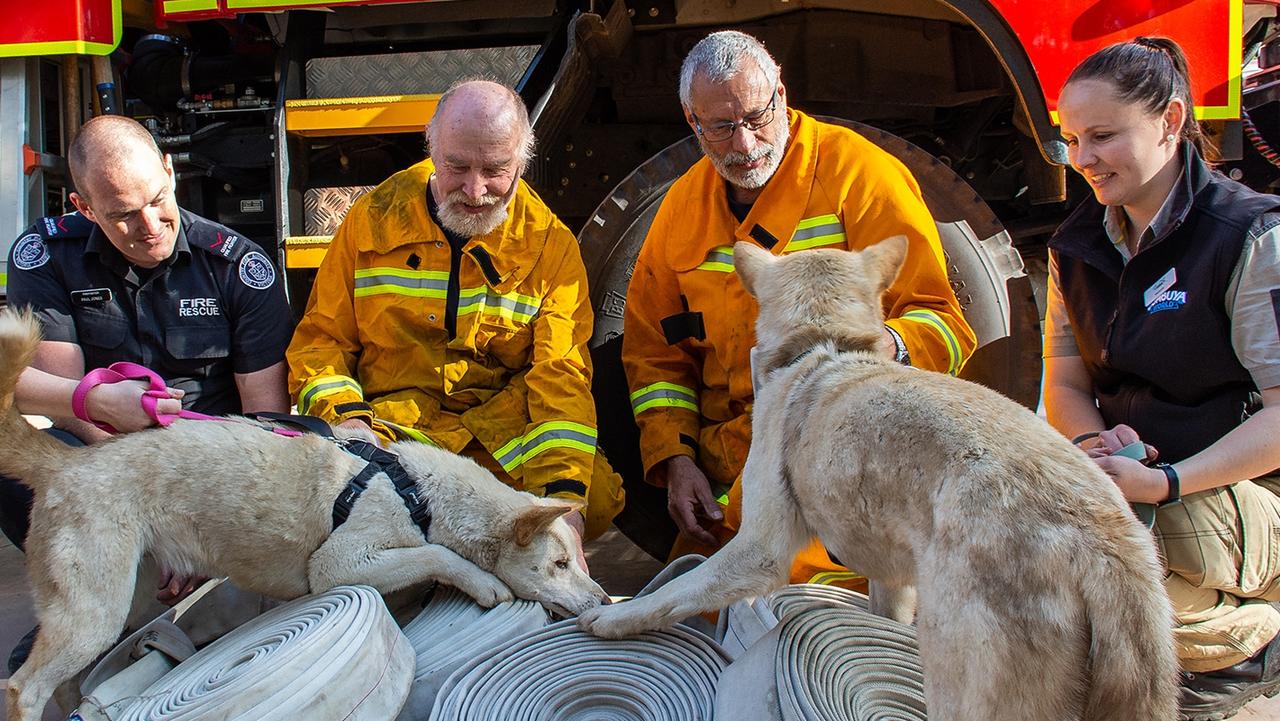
left=0, top=116, right=291, bottom=643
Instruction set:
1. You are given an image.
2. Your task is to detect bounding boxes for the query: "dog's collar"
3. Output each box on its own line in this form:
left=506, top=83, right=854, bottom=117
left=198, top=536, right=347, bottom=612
left=332, top=439, right=432, bottom=539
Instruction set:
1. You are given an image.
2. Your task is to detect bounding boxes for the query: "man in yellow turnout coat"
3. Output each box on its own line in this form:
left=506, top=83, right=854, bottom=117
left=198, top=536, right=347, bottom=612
left=288, top=80, right=623, bottom=546
left=624, top=31, right=976, bottom=587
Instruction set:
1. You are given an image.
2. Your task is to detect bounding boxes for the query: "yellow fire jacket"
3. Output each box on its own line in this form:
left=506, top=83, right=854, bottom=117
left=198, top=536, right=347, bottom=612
left=624, top=109, right=977, bottom=486
left=288, top=159, right=599, bottom=502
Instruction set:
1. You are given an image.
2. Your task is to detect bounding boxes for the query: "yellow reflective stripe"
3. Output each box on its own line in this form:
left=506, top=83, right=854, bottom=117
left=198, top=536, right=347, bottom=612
left=494, top=421, right=598, bottom=472
left=164, top=0, right=217, bottom=12
left=455, top=286, right=541, bottom=324
left=901, top=309, right=963, bottom=375
left=379, top=420, right=437, bottom=446
left=808, top=571, right=865, bottom=586
left=298, top=375, right=362, bottom=413
left=786, top=214, right=845, bottom=252
left=353, top=267, right=450, bottom=299
left=695, top=246, right=735, bottom=272
left=629, top=382, right=698, bottom=416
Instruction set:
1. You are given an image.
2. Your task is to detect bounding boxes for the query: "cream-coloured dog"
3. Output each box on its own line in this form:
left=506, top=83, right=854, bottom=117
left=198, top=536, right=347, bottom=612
left=0, top=310, right=607, bottom=721
left=579, top=239, right=1177, bottom=720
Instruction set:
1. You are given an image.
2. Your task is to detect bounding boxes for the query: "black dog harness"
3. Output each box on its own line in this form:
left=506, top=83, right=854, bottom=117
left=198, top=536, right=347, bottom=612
left=332, top=438, right=433, bottom=539
left=250, top=413, right=432, bottom=540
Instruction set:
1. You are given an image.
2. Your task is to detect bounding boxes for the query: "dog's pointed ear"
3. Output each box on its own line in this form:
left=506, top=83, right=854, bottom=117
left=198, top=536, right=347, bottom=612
left=862, top=236, right=910, bottom=296
left=733, top=241, right=774, bottom=297
left=512, top=501, right=578, bottom=546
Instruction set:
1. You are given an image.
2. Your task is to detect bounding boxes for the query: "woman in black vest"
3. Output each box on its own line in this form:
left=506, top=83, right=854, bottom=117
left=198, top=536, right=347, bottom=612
left=1046, top=37, right=1280, bottom=720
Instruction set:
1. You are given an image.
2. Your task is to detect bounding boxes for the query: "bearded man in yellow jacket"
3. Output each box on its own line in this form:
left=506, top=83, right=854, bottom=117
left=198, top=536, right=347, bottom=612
left=288, top=80, right=623, bottom=550
left=624, top=31, right=977, bottom=588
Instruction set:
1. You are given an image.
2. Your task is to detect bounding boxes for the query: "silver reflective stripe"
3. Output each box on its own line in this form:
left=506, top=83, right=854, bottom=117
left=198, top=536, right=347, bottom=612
left=353, top=275, right=450, bottom=291
left=790, top=222, right=844, bottom=242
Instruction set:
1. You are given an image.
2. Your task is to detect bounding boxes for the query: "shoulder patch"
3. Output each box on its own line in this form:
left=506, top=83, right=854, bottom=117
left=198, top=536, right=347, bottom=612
left=11, top=234, right=50, bottom=270
left=238, top=251, right=276, bottom=290
left=36, top=213, right=94, bottom=240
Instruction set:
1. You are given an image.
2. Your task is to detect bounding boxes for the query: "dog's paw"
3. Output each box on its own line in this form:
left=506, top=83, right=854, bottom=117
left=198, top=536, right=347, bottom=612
left=459, top=574, right=514, bottom=608
left=577, top=600, right=663, bottom=639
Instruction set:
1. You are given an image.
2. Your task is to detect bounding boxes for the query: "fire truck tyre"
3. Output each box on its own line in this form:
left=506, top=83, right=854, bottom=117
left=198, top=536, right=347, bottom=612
left=429, top=619, right=730, bottom=720
left=395, top=585, right=549, bottom=720
left=88, top=585, right=413, bottom=721
left=580, top=120, right=1041, bottom=562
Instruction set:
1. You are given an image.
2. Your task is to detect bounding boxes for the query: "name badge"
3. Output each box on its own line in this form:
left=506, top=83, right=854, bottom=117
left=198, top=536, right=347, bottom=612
left=1142, top=268, right=1177, bottom=308
left=70, top=288, right=113, bottom=306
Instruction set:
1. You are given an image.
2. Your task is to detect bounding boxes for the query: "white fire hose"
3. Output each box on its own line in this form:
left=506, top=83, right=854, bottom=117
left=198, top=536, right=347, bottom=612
left=75, top=585, right=414, bottom=721
left=395, top=585, right=549, bottom=719
left=715, top=584, right=928, bottom=721
left=429, top=619, right=731, bottom=721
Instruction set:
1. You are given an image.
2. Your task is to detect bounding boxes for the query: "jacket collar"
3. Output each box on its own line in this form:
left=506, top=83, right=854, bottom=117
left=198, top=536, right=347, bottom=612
left=667, top=109, right=818, bottom=271
left=361, top=158, right=547, bottom=288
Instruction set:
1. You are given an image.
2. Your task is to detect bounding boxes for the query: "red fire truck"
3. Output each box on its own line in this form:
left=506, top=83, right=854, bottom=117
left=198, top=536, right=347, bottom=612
left=2, top=0, right=1277, bottom=555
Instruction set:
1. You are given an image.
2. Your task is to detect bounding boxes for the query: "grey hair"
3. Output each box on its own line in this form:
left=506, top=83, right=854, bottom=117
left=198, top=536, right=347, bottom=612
left=678, top=31, right=781, bottom=109
left=426, top=78, right=537, bottom=167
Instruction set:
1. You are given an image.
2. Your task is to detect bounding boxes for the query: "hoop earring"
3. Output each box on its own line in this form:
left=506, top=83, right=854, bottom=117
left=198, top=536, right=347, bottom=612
left=1166, top=133, right=1177, bottom=143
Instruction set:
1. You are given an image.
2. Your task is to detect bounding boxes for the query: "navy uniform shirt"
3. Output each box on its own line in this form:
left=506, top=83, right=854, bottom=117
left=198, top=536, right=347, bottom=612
left=5, top=209, right=292, bottom=415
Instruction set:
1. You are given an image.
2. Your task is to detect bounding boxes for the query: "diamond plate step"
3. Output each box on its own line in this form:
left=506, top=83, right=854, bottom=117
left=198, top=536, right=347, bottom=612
left=306, top=47, right=540, bottom=99
left=304, top=186, right=376, bottom=237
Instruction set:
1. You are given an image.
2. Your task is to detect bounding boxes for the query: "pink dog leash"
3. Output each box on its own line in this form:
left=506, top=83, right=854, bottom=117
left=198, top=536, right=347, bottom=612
left=72, top=362, right=300, bottom=436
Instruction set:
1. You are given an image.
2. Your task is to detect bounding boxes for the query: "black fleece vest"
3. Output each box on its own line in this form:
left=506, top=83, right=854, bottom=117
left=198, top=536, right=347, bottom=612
left=1049, top=148, right=1280, bottom=463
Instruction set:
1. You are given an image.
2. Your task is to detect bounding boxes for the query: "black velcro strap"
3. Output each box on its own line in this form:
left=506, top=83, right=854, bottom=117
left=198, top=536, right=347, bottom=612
left=251, top=412, right=336, bottom=439
left=679, top=434, right=700, bottom=454
left=749, top=224, right=780, bottom=250
left=333, top=402, right=373, bottom=417
left=661, top=311, right=705, bottom=344
left=541, top=479, right=588, bottom=498
left=468, top=247, right=503, bottom=287
left=333, top=439, right=433, bottom=538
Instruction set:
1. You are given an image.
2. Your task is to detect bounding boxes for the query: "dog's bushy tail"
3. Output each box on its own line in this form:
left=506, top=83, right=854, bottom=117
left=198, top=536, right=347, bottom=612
left=1081, top=514, right=1179, bottom=721
left=0, top=309, right=71, bottom=485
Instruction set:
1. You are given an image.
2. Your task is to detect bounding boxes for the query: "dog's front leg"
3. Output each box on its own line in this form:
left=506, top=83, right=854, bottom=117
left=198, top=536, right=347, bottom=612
left=308, top=542, right=513, bottom=608
left=868, top=580, right=917, bottom=625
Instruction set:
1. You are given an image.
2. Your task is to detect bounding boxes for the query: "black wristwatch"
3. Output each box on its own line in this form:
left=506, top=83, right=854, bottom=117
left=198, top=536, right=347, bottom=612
left=1155, top=463, right=1182, bottom=506
left=885, top=325, right=910, bottom=366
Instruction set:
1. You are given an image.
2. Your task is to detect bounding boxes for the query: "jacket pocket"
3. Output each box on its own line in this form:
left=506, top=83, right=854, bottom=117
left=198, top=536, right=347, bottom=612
left=164, top=323, right=231, bottom=364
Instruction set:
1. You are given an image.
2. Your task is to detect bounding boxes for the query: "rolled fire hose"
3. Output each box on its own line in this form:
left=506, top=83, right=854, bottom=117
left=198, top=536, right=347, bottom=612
left=767, top=583, right=872, bottom=619
left=395, top=585, right=549, bottom=719
left=716, top=585, right=927, bottom=721
left=95, top=585, right=414, bottom=721
left=429, top=619, right=731, bottom=721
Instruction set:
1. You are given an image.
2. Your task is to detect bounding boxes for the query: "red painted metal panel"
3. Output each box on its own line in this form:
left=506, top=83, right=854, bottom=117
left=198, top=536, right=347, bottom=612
left=988, top=0, right=1240, bottom=118
left=1, top=1, right=120, bottom=54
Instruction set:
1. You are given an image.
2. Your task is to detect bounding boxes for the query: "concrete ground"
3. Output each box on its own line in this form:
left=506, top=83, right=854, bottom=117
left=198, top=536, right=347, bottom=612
left=3, top=533, right=1279, bottom=720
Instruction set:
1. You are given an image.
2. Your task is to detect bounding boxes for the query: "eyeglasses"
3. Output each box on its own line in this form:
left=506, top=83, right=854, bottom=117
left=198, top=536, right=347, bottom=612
left=691, top=88, right=779, bottom=143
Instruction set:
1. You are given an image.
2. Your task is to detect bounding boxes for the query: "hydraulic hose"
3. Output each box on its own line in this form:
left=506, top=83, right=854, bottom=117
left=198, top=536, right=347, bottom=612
left=430, top=619, right=731, bottom=721
left=395, top=585, right=549, bottom=719
left=109, top=585, right=413, bottom=721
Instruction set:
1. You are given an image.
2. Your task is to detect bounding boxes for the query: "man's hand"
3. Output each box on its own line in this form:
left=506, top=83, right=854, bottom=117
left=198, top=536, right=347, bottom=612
left=336, top=418, right=382, bottom=445
left=156, top=570, right=207, bottom=606
left=86, top=380, right=184, bottom=433
left=878, top=327, right=898, bottom=360
left=665, top=456, right=722, bottom=546
left=563, top=510, right=590, bottom=572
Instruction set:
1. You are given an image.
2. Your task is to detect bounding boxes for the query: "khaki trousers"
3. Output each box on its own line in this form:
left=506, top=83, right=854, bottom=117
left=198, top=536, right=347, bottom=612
left=1157, top=476, right=1280, bottom=672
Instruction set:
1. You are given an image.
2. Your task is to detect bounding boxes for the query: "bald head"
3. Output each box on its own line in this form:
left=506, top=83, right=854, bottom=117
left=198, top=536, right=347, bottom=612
left=427, top=80, right=535, bottom=167
left=67, top=116, right=164, bottom=204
